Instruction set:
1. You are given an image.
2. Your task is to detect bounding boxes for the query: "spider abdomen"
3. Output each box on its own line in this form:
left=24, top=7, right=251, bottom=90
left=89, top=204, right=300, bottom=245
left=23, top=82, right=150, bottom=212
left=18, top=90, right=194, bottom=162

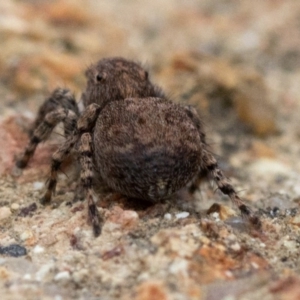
left=93, top=97, right=202, bottom=201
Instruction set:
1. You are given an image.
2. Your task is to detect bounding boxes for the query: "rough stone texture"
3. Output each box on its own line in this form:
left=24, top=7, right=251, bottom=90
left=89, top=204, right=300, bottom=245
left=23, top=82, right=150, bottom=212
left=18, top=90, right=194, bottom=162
left=0, top=1, right=300, bottom=299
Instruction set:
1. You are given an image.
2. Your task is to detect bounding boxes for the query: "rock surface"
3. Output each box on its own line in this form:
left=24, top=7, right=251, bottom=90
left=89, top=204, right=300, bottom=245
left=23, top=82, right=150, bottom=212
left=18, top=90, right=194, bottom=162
left=0, top=1, right=300, bottom=299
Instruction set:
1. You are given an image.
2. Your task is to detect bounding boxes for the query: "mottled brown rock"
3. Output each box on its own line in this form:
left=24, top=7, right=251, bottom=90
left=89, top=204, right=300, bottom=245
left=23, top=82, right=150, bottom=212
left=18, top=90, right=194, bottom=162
left=134, top=281, right=169, bottom=300
left=158, top=51, right=278, bottom=136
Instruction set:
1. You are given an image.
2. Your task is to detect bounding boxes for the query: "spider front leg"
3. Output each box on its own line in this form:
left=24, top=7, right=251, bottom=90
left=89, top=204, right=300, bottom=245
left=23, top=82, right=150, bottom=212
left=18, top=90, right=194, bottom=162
left=76, top=103, right=103, bottom=236
left=79, top=133, right=102, bottom=237
left=16, top=88, right=79, bottom=168
left=30, top=88, right=80, bottom=137
left=42, top=103, right=102, bottom=236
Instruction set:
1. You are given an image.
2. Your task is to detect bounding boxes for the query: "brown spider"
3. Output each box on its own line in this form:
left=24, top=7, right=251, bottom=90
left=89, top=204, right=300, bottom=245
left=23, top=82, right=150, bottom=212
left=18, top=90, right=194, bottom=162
left=16, top=57, right=261, bottom=236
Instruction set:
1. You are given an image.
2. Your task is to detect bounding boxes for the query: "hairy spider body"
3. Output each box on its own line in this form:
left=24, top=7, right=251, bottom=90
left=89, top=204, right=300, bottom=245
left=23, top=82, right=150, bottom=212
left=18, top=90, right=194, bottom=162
left=94, top=97, right=201, bottom=201
left=16, top=57, right=260, bottom=236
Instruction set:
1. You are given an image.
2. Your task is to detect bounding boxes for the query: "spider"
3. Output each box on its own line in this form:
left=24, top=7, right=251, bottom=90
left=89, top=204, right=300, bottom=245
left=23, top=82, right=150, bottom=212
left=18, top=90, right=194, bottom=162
left=16, top=57, right=261, bottom=236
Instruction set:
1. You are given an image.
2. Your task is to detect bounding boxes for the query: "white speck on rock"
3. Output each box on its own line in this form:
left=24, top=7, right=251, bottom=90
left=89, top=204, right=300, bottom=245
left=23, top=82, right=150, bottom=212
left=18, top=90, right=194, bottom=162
left=247, top=158, right=291, bottom=177
left=54, top=271, right=71, bottom=281
left=137, top=272, right=150, bottom=281
left=35, top=263, right=55, bottom=281
left=20, top=230, right=33, bottom=241
left=164, top=213, right=172, bottom=220
left=33, top=245, right=44, bottom=254
left=251, top=262, right=259, bottom=269
left=283, top=240, right=296, bottom=251
left=23, top=273, right=32, bottom=280
left=169, top=259, right=188, bottom=275
left=175, top=212, right=189, bottom=219
left=72, top=269, right=89, bottom=283
left=225, top=270, right=233, bottom=278
left=10, top=203, right=20, bottom=211
left=225, top=216, right=247, bottom=231
left=230, top=242, right=241, bottom=252
left=23, top=110, right=35, bottom=119
left=0, top=207, right=12, bottom=221
left=292, top=184, right=300, bottom=195
left=33, top=181, right=44, bottom=190
left=211, top=212, right=220, bottom=221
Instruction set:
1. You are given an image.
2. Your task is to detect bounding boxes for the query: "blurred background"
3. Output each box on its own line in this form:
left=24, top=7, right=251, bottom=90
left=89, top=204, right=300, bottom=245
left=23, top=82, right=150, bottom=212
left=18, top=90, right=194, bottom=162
left=1, top=0, right=299, bottom=121
left=1, top=1, right=300, bottom=299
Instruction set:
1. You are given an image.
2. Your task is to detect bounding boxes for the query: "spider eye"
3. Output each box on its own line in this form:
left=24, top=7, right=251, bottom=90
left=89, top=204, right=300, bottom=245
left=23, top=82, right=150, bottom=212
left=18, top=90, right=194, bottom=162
left=96, top=74, right=104, bottom=82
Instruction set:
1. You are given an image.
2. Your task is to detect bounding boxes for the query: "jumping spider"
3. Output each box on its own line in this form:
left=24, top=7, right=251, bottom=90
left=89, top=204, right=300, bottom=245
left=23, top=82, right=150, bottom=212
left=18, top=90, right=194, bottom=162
left=16, top=57, right=260, bottom=236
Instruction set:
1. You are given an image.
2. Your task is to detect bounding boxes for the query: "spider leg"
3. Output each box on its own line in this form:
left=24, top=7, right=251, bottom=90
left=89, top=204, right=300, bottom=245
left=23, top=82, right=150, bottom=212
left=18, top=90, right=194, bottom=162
left=42, top=103, right=102, bottom=235
left=16, top=108, right=78, bottom=168
left=79, top=133, right=102, bottom=237
left=16, top=88, right=79, bottom=168
left=201, top=149, right=261, bottom=229
left=77, top=103, right=102, bottom=236
left=40, top=134, right=78, bottom=204
left=30, top=88, right=79, bottom=137
left=184, top=105, right=261, bottom=229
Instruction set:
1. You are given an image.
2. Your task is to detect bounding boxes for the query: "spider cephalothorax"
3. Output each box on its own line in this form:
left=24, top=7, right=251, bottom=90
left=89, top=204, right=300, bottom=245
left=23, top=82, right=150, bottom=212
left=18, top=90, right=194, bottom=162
left=16, top=57, right=260, bottom=236
left=82, top=58, right=164, bottom=107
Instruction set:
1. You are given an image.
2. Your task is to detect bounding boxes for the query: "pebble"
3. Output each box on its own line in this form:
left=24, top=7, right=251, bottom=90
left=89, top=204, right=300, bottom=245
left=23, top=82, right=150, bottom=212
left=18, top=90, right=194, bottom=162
left=0, top=244, right=27, bottom=257
left=225, top=216, right=248, bottom=232
left=230, top=242, right=241, bottom=252
left=207, top=203, right=235, bottom=220
left=290, top=215, right=300, bottom=226
left=54, top=271, right=71, bottom=281
left=247, top=158, right=291, bottom=177
left=20, top=230, right=33, bottom=241
left=164, top=213, right=172, bottom=220
left=18, top=202, right=37, bottom=217
left=0, top=207, right=12, bottom=221
left=175, top=212, right=189, bottom=219
left=211, top=212, right=220, bottom=221
left=283, top=240, right=296, bottom=250
left=107, top=206, right=139, bottom=231
left=33, top=245, right=45, bottom=254
left=224, top=270, right=233, bottom=278
left=0, top=266, right=9, bottom=279
left=23, top=273, right=32, bottom=280
left=169, top=259, right=188, bottom=274
left=0, top=258, right=6, bottom=265
left=10, top=203, right=20, bottom=211
left=33, top=181, right=44, bottom=190
left=72, top=269, right=89, bottom=283
left=35, top=263, right=55, bottom=281
left=251, top=262, right=259, bottom=269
